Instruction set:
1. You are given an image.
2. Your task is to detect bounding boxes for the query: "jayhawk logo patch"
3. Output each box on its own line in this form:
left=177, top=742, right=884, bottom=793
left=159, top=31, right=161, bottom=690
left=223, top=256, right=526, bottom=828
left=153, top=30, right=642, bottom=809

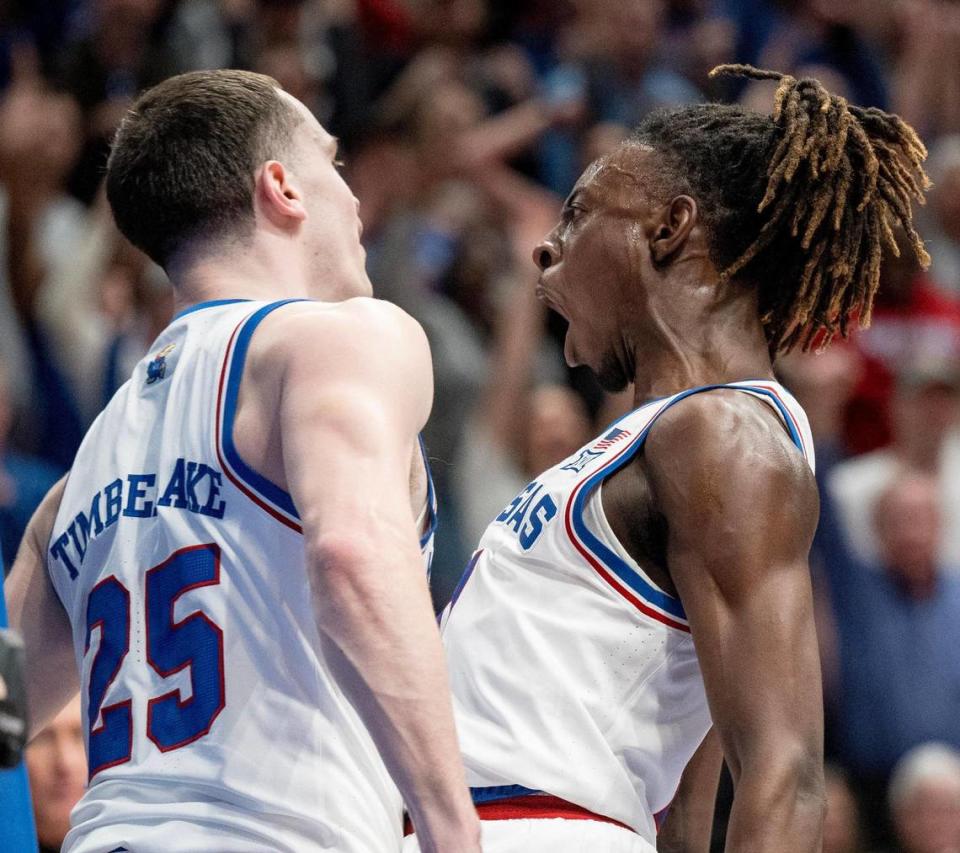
left=146, top=343, right=176, bottom=385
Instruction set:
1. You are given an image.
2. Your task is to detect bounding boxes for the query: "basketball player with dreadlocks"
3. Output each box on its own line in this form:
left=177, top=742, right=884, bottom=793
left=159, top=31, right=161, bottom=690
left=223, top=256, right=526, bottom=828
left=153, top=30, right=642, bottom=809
left=402, top=66, right=931, bottom=853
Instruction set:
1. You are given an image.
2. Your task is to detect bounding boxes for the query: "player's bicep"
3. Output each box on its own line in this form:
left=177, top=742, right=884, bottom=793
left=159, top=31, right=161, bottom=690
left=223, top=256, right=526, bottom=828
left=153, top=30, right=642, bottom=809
left=282, top=381, right=414, bottom=530
left=274, top=307, right=431, bottom=539
left=647, top=399, right=821, bottom=779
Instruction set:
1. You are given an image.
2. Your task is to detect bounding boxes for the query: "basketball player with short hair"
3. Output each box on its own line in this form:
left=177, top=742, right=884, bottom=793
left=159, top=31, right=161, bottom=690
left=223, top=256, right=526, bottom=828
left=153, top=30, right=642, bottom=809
left=403, top=66, right=931, bottom=853
left=5, top=70, right=480, bottom=853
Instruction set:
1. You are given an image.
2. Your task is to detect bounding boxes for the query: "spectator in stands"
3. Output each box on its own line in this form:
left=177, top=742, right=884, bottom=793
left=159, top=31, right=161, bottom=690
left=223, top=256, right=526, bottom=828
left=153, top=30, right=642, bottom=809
left=25, top=695, right=85, bottom=853
left=0, top=359, right=59, bottom=569
left=842, top=230, right=960, bottom=456
left=893, top=0, right=960, bottom=141
left=819, top=471, right=960, bottom=795
left=921, top=135, right=960, bottom=295
left=889, top=743, right=960, bottom=853
left=828, top=364, right=960, bottom=571
left=746, top=0, right=889, bottom=109
left=0, top=63, right=87, bottom=464
left=778, top=345, right=863, bottom=478
left=56, top=0, right=176, bottom=203
left=538, top=0, right=701, bottom=193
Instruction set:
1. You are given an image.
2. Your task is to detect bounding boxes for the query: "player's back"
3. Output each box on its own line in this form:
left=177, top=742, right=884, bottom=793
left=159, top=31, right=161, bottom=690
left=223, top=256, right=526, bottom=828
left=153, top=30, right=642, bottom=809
left=47, top=299, right=408, bottom=853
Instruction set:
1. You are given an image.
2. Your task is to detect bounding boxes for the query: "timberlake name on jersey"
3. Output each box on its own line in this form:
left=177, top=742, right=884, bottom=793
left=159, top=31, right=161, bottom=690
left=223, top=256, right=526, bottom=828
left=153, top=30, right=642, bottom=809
left=50, top=458, right=227, bottom=580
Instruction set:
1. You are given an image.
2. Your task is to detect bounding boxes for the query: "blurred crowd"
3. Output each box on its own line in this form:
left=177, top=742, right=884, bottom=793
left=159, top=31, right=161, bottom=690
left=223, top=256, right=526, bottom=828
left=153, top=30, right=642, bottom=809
left=2, top=0, right=960, bottom=850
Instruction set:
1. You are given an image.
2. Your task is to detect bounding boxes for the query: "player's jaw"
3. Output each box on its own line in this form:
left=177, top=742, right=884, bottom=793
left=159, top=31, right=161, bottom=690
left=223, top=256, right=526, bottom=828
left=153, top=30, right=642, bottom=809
left=300, top=177, right=371, bottom=299
left=536, top=269, right=633, bottom=392
left=279, top=98, right=371, bottom=300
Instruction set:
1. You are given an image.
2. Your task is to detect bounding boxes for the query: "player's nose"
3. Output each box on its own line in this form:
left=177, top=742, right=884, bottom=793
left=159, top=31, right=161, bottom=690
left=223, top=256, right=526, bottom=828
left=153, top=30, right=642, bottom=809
left=534, top=237, right=560, bottom=271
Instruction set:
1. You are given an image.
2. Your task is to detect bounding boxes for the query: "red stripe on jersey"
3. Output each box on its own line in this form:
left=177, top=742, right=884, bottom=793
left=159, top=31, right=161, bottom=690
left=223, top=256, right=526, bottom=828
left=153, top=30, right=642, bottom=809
left=402, top=795, right=635, bottom=836
left=215, top=320, right=303, bottom=534
left=564, top=431, right=690, bottom=633
left=761, top=383, right=809, bottom=460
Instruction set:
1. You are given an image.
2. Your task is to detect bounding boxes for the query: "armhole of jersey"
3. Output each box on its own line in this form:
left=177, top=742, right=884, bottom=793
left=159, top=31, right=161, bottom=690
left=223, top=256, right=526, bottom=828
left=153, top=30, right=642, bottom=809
left=565, top=381, right=808, bottom=633
left=565, top=394, right=691, bottom=631
left=215, top=299, right=310, bottom=534
left=417, top=435, right=438, bottom=550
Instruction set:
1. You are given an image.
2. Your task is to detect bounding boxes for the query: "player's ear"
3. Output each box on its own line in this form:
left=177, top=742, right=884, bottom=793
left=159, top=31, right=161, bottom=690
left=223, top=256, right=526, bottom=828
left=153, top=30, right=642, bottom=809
left=255, top=161, right=307, bottom=228
left=649, top=195, right=698, bottom=266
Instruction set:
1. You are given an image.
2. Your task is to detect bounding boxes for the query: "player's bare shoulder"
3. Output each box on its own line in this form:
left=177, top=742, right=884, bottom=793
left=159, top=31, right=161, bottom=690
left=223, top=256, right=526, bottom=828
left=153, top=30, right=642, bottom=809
left=647, top=389, right=811, bottom=473
left=244, top=298, right=432, bottom=403
left=254, top=297, right=426, bottom=361
left=642, top=389, right=818, bottom=548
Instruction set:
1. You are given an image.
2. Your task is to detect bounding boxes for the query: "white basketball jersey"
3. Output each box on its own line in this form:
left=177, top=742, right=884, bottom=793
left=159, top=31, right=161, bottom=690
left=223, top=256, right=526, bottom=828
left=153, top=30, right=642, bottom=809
left=440, top=381, right=814, bottom=844
left=46, top=299, right=437, bottom=853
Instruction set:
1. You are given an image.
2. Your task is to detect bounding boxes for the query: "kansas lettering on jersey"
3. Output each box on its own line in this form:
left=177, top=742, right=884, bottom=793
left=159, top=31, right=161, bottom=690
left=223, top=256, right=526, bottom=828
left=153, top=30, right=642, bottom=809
left=441, top=381, right=815, bottom=845
left=47, top=299, right=437, bottom=853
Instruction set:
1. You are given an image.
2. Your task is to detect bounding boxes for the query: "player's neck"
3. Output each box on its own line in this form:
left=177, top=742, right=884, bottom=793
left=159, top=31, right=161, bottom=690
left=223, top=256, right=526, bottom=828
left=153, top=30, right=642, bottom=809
left=627, top=295, right=775, bottom=404
left=166, top=239, right=308, bottom=310
left=166, top=236, right=366, bottom=313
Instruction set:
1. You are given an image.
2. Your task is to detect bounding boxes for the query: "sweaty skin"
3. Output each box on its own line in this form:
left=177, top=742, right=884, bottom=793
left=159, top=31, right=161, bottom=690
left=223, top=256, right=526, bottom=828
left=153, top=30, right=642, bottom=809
left=534, top=144, right=824, bottom=853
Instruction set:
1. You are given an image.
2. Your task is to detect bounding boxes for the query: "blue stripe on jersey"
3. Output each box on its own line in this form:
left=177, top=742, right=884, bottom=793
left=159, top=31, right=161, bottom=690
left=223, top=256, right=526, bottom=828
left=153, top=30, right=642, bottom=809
left=220, top=299, right=310, bottom=520
left=417, top=435, right=438, bottom=549
left=470, top=784, right=542, bottom=805
left=570, top=433, right=687, bottom=619
left=733, top=384, right=806, bottom=456
left=569, top=382, right=807, bottom=622
left=173, top=298, right=252, bottom=321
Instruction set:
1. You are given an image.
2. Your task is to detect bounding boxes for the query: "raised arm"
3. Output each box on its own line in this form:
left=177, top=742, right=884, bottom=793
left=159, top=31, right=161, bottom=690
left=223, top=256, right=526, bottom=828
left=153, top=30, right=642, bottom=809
left=4, top=477, right=79, bottom=737
left=250, top=300, right=479, bottom=853
left=645, top=392, right=824, bottom=853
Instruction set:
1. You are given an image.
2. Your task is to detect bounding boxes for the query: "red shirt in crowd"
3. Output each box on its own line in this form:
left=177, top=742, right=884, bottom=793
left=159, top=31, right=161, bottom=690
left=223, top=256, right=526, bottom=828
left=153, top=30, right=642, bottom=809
left=843, top=274, right=960, bottom=455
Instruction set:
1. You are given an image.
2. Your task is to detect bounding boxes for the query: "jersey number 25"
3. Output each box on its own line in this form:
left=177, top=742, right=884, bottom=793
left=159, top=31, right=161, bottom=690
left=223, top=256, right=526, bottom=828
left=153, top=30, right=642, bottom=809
left=84, top=543, right=225, bottom=780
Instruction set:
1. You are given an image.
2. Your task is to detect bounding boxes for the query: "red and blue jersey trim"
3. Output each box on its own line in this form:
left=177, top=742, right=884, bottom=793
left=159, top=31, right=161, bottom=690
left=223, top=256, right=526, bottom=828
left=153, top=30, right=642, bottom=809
left=417, top=435, right=438, bottom=550
left=735, top=381, right=809, bottom=461
left=216, top=299, right=309, bottom=534
left=565, top=382, right=808, bottom=632
left=404, top=785, right=638, bottom=837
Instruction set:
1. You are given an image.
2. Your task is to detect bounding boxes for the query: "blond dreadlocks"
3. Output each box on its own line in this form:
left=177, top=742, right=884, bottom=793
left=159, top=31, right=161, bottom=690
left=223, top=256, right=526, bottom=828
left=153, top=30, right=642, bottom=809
left=632, top=65, right=930, bottom=352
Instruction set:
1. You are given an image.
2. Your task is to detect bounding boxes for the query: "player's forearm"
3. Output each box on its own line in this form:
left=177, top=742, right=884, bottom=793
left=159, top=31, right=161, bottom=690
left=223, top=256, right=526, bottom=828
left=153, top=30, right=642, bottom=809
left=307, top=530, right=480, bottom=852
left=5, top=568, right=78, bottom=737
left=724, top=754, right=824, bottom=852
